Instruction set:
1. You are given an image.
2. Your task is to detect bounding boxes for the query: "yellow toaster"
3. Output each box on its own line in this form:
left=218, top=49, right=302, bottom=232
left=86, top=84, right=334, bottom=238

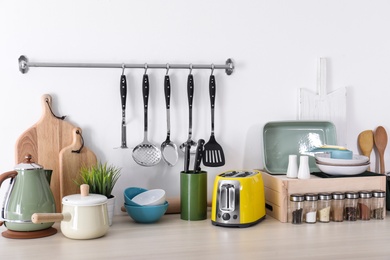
left=211, top=170, right=266, bottom=227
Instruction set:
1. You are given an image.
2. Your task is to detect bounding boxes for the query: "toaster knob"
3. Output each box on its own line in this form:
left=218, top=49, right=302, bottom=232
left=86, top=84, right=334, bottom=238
left=222, top=213, right=231, bottom=221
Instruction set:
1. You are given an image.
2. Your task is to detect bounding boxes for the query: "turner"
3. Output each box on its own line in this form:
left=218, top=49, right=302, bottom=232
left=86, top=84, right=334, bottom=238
left=203, top=74, right=225, bottom=167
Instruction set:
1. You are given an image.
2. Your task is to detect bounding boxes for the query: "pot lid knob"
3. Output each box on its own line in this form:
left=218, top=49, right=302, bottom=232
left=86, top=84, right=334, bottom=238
left=14, top=154, right=43, bottom=170
left=80, top=184, right=90, bottom=197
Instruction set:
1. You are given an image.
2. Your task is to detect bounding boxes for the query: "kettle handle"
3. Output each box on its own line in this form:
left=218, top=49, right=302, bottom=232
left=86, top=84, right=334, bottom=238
left=0, top=171, right=18, bottom=187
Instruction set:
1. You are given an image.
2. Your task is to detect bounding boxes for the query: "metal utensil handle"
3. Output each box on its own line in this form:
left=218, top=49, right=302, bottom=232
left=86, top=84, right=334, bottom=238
left=164, top=75, right=171, bottom=140
left=120, top=75, right=127, bottom=147
left=209, top=75, right=216, bottom=135
left=143, top=74, right=149, bottom=138
left=187, top=74, right=194, bottom=138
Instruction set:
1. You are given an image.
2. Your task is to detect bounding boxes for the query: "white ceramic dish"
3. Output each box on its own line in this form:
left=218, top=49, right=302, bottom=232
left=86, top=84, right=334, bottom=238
left=315, top=154, right=369, bottom=166
left=315, top=162, right=369, bottom=176
left=131, top=189, right=166, bottom=206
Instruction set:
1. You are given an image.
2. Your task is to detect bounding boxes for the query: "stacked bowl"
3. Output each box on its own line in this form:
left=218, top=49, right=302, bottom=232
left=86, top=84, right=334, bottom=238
left=315, top=153, right=370, bottom=176
left=123, top=187, right=168, bottom=223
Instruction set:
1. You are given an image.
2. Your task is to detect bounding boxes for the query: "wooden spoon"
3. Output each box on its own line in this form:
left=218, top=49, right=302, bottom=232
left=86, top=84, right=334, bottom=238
left=374, top=126, right=388, bottom=174
left=358, top=130, right=374, bottom=171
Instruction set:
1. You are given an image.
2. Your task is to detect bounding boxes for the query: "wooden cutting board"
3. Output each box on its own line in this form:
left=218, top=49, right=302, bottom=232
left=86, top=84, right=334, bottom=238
left=299, top=58, right=347, bottom=147
left=15, top=94, right=77, bottom=212
left=59, top=127, right=97, bottom=204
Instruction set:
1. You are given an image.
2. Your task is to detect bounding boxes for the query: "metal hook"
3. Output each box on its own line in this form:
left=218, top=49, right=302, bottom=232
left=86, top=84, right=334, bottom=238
left=166, top=63, right=170, bottom=75
left=211, top=64, right=215, bottom=75
left=121, top=64, right=125, bottom=75
left=189, top=64, right=193, bottom=75
left=144, top=63, right=148, bottom=75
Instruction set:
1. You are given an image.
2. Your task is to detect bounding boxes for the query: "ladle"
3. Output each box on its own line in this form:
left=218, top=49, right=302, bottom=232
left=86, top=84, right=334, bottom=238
left=374, top=126, right=388, bottom=174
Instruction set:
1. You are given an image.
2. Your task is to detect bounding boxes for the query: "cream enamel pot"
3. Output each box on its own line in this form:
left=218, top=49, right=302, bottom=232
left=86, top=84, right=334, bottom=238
left=31, top=184, right=109, bottom=240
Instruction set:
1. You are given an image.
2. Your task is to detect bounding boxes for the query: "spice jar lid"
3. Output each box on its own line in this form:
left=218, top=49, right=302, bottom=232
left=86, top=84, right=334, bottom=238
left=290, top=194, right=305, bottom=202
left=372, top=190, right=385, bottom=198
left=304, top=193, right=318, bottom=201
left=345, top=191, right=359, bottom=199
left=332, top=192, right=345, bottom=200
left=318, top=193, right=332, bottom=200
left=359, top=190, right=372, bottom=198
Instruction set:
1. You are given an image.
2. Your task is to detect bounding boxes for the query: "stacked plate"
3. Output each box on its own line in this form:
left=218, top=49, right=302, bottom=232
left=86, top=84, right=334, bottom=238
left=315, top=153, right=370, bottom=176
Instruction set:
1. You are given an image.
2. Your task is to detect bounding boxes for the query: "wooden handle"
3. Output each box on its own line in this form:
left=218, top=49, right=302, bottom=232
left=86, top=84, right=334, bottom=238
left=31, top=213, right=64, bottom=223
left=80, top=184, right=89, bottom=196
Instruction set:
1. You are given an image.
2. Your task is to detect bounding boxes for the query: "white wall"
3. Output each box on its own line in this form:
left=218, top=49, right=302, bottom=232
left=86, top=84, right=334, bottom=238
left=1, top=0, right=390, bottom=214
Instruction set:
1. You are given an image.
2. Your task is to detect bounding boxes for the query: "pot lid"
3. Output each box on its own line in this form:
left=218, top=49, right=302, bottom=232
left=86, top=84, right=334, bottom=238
left=14, top=154, right=43, bottom=170
left=62, top=184, right=107, bottom=206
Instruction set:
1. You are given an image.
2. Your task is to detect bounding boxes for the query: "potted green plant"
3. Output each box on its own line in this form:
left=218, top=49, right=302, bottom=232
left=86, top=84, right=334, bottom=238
left=75, top=162, right=121, bottom=226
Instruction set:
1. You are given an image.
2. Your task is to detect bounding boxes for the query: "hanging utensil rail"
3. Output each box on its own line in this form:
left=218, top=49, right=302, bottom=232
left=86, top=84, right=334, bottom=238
left=18, top=55, right=235, bottom=75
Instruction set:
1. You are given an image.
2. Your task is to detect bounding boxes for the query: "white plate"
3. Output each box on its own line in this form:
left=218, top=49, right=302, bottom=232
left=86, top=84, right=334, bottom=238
left=315, top=153, right=369, bottom=166
left=316, top=163, right=369, bottom=176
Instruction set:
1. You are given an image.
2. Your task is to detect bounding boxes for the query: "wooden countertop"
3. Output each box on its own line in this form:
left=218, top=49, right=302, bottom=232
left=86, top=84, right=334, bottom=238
left=1, top=212, right=390, bottom=259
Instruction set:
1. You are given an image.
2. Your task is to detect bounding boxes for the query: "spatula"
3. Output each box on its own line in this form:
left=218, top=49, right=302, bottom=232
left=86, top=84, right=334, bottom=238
left=358, top=130, right=374, bottom=171
left=374, top=126, right=388, bottom=174
left=203, top=74, right=225, bottom=167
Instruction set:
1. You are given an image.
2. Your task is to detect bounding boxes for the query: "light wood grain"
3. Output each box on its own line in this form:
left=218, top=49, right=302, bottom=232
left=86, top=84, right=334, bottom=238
left=15, top=94, right=77, bottom=212
left=2, top=213, right=390, bottom=259
left=59, top=127, right=97, bottom=205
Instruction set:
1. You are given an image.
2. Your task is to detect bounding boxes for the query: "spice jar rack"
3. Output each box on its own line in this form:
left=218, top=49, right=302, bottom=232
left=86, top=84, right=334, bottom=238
left=261, top=171, right=386, bottom=223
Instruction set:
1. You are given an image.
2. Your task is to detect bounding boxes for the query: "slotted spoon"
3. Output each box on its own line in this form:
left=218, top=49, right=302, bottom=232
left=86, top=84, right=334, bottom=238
left=132, top=73, right=161, bottom=166
left=161, top=73, right=178, bottom=166
left=203, top=74, right=225, bottom=167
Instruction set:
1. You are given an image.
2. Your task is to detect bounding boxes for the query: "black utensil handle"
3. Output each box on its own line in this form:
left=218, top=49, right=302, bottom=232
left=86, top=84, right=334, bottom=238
left=209, top=75, right=216, bottom=133
left=187, top=74, right=194, bottom=132
left=120, top=75, right=127, bottom=109
left=164, top=75, right=171, bottom=109
left=193, top=139, right=205, bottom=172
left=187, top=74, right=194, bottom=108
left=143, top=74, right=149, bottom=132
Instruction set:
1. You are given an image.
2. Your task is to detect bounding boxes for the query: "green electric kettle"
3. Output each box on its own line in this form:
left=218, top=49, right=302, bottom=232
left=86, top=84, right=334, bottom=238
left=0, top=154, right=56, bottom=232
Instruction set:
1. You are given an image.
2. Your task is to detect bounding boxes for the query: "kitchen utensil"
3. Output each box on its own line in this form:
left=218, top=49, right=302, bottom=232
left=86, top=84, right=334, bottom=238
left=15, top=94, right=77, bottom=212
left=299, top=58, right=347, bottom=147
left=263, top=121, right=337, bottom=174
left=203, top=74, right=225, bottom=167
left=315, top=162, right=369, bottom=176
left=180, top=171, right=207, bottom=221
left=193, top=139, right=205, bottom=173
left=0, top=154, right=56, bottom=233
left=180, top=73, right=197, bottom=154
left=374, top=126, right=388, bottom=174
left=59, top=127, right=97, bottom=201
left=161, top=73, right=178, bottom=166
left=124, top=187, right=147, bottom=206
left=31, top=184, right=109, bottom=240
left=131, top=189, right=166, bottom=206
left=184, top=143, right=190, bottom=173
left=358, top=130, right=374, bottom=171
left=119, top=67, right=128, bottom=148
left=124, top=201, right=168, bottom=223
left=211, top=170, right=266, bottom=227
left=132, top=73, right=162, bottom=166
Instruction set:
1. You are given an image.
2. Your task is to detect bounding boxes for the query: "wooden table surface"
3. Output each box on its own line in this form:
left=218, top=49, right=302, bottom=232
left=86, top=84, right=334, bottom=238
left=1, top=212, right=390, bottom=259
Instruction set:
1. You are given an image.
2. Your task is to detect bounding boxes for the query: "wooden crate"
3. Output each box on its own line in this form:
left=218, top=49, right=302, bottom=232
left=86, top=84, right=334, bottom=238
left=260, top=171, right=386, bottom=223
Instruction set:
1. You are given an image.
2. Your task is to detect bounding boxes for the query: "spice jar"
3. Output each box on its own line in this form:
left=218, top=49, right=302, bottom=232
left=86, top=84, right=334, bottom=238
left=317, top=193, right=331, bottom=223
left=344, top=191, right=359, bottom=221
left=371, top=190, right=385, bottom=220
left=289, top=194, right=305, bottom=224
left=331, top=192, right=345, bottom=222
left=304, top=193, right=318, bottom=223
left=358, top=190, right=372, bottom=220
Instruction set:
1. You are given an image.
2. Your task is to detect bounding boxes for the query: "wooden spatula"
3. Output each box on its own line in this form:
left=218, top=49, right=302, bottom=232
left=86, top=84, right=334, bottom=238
left=374, top=126, right=388, bottom=174
left=358, top=130, right=374, bottom=171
